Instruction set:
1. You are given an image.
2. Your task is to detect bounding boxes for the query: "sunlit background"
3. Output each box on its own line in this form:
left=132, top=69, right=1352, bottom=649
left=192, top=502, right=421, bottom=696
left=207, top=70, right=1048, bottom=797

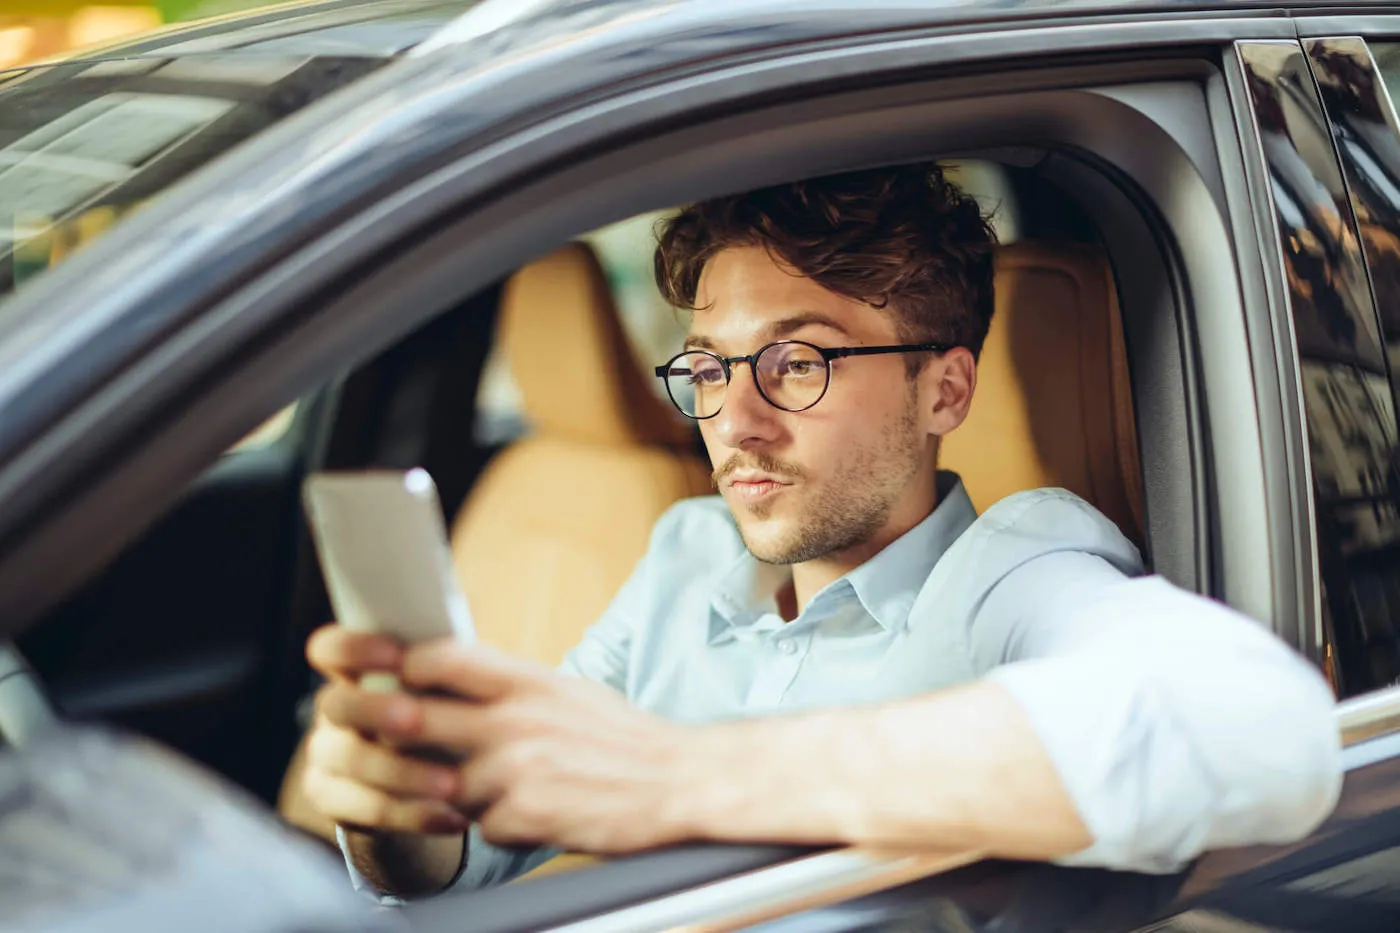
left=1, top=0, right=270, bottom=68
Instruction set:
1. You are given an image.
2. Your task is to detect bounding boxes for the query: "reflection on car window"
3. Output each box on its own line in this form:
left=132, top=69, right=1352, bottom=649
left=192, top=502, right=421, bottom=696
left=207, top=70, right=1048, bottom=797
left=0, top=54, right=385, bottom=304
left=1245, top=41, right=1400, bottom=697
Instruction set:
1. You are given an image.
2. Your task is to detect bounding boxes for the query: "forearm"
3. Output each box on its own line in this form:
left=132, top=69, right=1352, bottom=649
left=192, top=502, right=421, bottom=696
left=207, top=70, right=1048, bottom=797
left=667, top=586, right=1341, bottom=872
left=674, top=680, right=1091, bottom=860
left=342, top=827, right=466, bottom=899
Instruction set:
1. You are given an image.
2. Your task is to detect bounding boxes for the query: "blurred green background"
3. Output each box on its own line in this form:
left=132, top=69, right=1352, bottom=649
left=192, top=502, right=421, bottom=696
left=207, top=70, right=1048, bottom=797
left=2, top=0, right=276, bottom=68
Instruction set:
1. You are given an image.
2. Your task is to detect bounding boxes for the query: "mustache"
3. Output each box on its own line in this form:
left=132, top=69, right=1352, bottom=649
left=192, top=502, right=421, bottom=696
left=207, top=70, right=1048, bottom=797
left=711, top=453, right=804, bottom=490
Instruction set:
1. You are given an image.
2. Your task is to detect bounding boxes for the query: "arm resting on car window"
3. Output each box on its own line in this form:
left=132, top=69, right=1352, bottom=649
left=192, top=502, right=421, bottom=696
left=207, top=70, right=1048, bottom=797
left=682, top=563, right=1341, bottom=869
left=385, top=559, right=1340, bottom=873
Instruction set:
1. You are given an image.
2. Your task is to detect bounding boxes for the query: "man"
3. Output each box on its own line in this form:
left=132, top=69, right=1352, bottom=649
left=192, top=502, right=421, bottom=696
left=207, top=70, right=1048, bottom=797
left=300, top=165, right=1341, bottom=899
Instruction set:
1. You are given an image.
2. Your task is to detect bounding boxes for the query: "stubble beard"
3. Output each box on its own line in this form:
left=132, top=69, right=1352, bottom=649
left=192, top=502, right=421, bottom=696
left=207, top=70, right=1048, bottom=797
left=724, top=392, right=926, bottom=565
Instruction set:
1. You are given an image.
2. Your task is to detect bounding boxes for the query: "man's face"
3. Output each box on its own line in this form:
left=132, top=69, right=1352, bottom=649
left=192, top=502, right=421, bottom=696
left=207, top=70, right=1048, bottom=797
left=688, top=246, right=941, bottom=565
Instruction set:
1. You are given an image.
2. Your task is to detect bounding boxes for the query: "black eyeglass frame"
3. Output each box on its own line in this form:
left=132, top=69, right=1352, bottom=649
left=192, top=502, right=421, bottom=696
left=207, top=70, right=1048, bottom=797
left=653, top=339, right=955, bottom=420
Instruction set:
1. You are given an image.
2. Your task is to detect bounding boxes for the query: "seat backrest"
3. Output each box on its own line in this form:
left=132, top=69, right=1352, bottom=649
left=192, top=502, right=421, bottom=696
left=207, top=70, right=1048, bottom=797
left=940, top=241, right=1145, bottom=550
left=450, top=243, right=711, bottom=665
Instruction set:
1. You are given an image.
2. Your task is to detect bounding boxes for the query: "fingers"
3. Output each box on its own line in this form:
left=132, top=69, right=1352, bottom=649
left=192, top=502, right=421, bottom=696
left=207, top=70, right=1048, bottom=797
left=303, top=766, right=468, bottom=835
left=307, top=624, right=403, bottom=682
left=316, top=675, right=510, bottom=753
left=401, top=640, right=553, bottom=702
left=308, top=720, right=461, bottom=800
left=317, top=681, right=421, bottom=735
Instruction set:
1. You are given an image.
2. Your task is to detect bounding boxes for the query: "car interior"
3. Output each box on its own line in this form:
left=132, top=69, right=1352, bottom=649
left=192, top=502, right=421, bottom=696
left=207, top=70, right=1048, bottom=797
left=6, top=155, right=1156, bottom=877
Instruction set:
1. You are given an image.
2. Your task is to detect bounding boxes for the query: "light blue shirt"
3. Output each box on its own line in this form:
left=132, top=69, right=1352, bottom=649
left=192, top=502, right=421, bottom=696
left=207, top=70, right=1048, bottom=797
left=419, top=473, right=1339, bottom=890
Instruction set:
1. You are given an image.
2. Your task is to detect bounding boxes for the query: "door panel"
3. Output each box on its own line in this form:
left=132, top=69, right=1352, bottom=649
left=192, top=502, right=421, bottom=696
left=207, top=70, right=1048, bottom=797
left=733, top=733, right=1400, bottom=931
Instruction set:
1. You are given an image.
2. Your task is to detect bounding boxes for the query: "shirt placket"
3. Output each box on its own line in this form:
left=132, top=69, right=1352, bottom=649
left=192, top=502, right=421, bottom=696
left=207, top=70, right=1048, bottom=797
left=742, top=615, right=814, bottom=710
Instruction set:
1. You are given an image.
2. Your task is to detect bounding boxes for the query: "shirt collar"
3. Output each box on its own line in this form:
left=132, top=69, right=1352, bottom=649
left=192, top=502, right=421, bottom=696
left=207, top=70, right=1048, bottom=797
left=707, top=471, right=977, bottom=644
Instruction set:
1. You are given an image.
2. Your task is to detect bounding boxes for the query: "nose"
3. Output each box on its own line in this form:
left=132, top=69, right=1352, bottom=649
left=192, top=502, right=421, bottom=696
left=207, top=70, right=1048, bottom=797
left=708, top=361, right=782, bottom=450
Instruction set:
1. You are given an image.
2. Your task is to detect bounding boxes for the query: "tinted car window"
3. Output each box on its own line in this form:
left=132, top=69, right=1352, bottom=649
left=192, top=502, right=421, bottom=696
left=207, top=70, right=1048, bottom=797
left=1243, top=42, right=1400, bottom=697
left=1305, top=40, right=1400, bottom=697
left=0, top=54, right=386, bottom=304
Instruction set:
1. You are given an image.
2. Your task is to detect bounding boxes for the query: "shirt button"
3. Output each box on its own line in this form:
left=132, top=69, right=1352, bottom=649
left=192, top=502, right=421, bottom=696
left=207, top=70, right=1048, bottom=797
left=776, top=638, right=797, bottom=655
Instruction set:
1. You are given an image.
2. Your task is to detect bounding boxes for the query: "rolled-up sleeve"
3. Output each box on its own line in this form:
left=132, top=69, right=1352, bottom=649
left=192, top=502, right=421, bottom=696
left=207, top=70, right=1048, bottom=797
left=977, top=550, right=1341, bottom=873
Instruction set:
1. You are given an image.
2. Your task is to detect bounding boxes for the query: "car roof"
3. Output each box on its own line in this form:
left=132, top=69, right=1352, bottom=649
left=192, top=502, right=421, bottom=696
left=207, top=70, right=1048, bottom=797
left=15, top=0, right=1382, bottom=73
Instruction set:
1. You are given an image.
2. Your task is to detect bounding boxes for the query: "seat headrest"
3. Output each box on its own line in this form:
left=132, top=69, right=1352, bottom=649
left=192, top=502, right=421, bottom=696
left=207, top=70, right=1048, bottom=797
left=498, top=243, right=694, bottom=448
left=939, top=241, right=1145, bottom=548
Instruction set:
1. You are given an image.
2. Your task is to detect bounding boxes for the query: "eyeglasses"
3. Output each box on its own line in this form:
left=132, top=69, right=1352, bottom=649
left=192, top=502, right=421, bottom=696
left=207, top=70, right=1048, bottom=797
left=654, top=340, right=954, bottom=420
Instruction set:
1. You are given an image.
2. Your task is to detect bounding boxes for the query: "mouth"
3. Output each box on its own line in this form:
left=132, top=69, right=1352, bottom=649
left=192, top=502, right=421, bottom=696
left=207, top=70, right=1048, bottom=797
left=726, top=475, right=793, bottom=502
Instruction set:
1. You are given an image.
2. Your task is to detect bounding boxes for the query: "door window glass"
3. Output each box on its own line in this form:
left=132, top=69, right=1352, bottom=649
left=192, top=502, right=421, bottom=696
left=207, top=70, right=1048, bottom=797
left=1241, top=42, right=1400, bottom=697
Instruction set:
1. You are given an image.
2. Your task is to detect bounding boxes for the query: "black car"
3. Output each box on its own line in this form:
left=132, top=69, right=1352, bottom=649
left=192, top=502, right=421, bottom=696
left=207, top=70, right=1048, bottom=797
left=2, top=1, right=1400, bottom=930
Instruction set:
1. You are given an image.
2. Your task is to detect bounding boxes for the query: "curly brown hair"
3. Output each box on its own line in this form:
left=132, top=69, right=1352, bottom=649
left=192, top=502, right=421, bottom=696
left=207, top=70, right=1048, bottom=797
left=653, top=164, right=998, bottom=367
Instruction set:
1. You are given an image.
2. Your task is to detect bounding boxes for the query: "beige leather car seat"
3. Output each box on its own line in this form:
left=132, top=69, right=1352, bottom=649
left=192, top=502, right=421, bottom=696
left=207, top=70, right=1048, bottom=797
left=450, top=243, right=712, bottom=665
left=940, top=241, right=1145, bottom=550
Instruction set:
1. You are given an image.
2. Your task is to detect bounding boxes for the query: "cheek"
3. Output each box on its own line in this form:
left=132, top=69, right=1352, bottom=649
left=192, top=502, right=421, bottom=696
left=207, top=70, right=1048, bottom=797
left=698, top=424, right=726, bottom=465
left=806, top=397, right=913, bottom=469
left=784, top=415, right=864, bottom=481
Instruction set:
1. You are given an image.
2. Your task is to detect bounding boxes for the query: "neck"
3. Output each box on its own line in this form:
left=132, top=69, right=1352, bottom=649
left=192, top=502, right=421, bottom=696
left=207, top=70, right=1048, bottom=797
left=785, top=476, right=941, bottom=619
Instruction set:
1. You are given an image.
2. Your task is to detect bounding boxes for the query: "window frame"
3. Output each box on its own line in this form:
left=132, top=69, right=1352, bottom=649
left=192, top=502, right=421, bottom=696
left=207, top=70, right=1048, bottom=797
left=166, top=66, right=1257, bottom=931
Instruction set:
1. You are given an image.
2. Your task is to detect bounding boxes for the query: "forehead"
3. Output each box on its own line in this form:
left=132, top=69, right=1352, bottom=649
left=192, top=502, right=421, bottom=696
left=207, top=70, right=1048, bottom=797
left=688, top=246, right=897, bottom=349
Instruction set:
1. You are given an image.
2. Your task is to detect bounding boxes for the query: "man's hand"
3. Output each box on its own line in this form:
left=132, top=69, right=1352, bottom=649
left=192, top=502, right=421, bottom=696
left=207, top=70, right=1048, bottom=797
left=394, top=641, right=694, bottom=853
left=303, top=629, right=1094, bottom=872
left=301, top=626, right=469, bottom=836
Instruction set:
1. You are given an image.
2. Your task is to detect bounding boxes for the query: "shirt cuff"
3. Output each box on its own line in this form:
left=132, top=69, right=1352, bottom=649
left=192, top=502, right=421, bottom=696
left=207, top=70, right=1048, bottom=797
left=334, top=825, right=408, bottom=906
left=985, top=656, right=1210, bottom=874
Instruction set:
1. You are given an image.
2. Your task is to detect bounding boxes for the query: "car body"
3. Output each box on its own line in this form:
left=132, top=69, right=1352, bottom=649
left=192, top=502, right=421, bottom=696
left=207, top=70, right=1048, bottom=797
left=2, top=0, right=1400, bottom=930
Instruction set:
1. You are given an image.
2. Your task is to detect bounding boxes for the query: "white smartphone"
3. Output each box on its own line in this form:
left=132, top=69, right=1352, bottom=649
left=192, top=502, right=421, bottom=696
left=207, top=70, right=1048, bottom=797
left=302, top=468, right=475, bottom=691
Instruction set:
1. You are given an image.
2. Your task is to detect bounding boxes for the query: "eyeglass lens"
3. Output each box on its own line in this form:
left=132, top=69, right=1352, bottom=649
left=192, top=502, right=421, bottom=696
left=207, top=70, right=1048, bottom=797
left=663, top=342, right=830, bottom=418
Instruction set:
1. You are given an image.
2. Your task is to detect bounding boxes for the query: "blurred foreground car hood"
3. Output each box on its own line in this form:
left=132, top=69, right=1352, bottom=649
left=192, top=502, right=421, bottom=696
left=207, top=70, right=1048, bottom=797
left=0, top=726, right=390, bottom=933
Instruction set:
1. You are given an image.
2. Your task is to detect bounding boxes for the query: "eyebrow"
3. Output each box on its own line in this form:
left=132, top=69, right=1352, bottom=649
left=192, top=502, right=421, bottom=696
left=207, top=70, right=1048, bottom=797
left=684, top=311, right=851, bottom=353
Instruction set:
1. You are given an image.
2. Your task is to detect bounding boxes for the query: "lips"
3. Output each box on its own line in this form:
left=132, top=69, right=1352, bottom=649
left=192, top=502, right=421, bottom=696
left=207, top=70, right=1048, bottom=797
left=727, top=474, right=792, bottom=501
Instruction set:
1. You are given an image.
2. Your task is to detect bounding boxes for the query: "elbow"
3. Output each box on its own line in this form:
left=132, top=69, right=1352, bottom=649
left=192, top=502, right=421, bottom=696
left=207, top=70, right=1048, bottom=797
left=1238, top=665, right=1342, bottom=844
left=993, top=622, right=1344, bottom=874
left=1154, top=653, right=1342, bottom=859
left=1059, top=655, right=1342, bottom=873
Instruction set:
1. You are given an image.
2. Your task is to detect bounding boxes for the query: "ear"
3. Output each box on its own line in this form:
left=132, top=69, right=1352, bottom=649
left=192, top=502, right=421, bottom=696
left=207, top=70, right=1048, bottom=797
left=922, top=347, right=976, bottom=437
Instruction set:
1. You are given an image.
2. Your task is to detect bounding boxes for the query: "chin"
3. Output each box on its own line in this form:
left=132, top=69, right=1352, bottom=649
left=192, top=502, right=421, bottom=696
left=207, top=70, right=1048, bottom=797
left=733, top=519, right=799, bottom=565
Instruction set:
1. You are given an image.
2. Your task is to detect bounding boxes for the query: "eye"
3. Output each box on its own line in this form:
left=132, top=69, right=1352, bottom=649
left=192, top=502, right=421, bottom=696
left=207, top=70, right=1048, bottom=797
left=765, top=345, right=824, bottom=379
left=783, top=358, right=818, bottom=377
left=688, top=361, right=725, bottom=385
